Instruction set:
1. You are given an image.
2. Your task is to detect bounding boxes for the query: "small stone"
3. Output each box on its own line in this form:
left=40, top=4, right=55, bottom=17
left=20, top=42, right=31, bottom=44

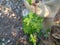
left=0, top=13, right=2, bottom=16
left=2, top=38, right=5, bottom=41
left=22, top=9, right=29, bottom=16
left=7, top=40, right=10, bottom=42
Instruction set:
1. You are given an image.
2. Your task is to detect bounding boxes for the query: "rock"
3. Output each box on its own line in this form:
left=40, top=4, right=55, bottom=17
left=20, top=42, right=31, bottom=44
left=50, top=25, right=60, bottom=45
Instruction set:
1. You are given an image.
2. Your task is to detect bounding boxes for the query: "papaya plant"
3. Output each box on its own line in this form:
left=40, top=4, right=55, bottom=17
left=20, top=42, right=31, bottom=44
left=23, top=12, right=44, bottom=45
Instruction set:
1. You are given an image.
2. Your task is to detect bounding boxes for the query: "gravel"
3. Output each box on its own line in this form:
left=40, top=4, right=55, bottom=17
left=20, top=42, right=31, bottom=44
left=0, top=0, right=27, bottom=45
